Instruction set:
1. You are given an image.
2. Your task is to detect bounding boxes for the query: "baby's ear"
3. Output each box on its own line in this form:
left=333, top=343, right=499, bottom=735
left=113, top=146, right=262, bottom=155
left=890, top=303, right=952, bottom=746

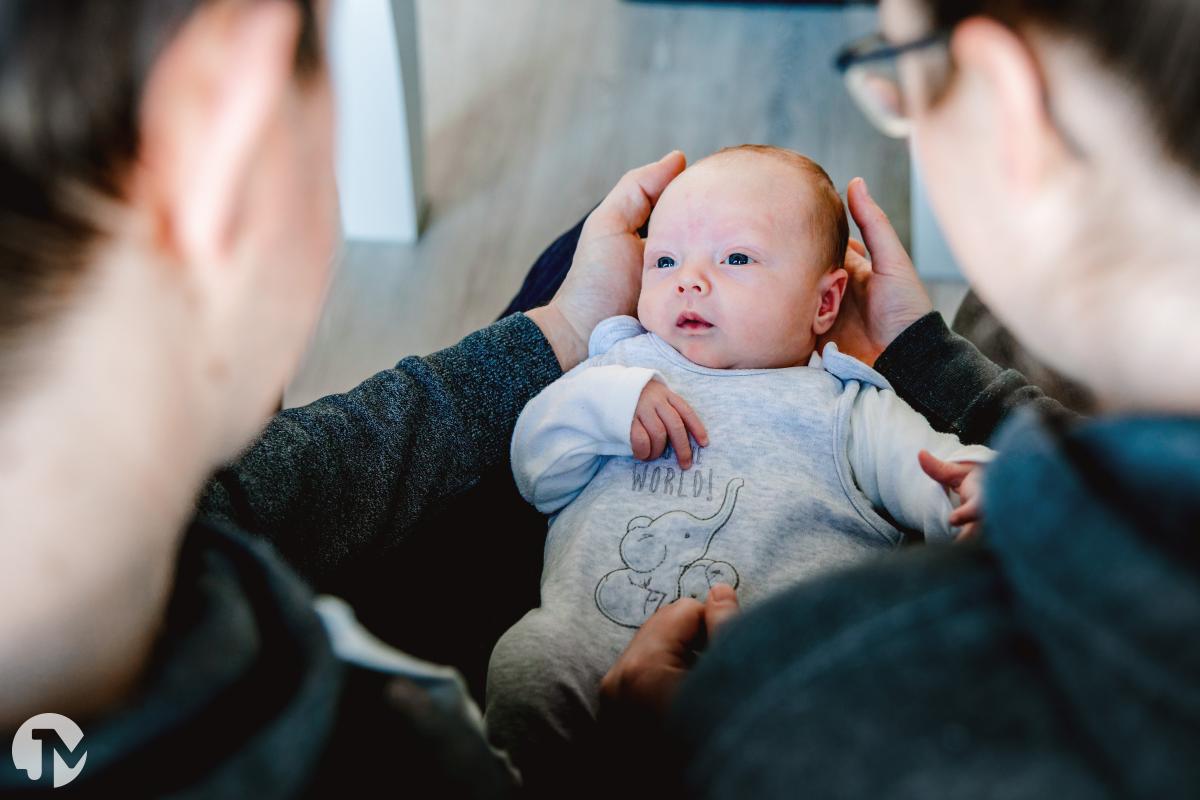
left=813, top=267, right=849, bottom=336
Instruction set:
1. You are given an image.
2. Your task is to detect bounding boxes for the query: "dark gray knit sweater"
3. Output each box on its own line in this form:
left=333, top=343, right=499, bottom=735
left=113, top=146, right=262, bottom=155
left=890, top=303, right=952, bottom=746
left=0, top=313, right=561, bottom=798
left=200, top=313, right=564, bottom=585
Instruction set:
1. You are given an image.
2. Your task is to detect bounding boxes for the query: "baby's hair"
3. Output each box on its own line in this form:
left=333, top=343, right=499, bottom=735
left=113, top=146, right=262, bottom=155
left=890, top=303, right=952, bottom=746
left=705, top=144, right=849, bottom=271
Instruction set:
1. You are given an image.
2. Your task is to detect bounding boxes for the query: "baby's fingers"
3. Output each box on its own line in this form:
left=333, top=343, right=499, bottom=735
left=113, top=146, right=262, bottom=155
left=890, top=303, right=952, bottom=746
left=657, top=405, right=694, bottom=470
left=954, top=522, right=981, bottom=543
left=631, top=419, right=652, bottom=461
left=918, top=450, right=972, bottom=491
left=666, top=392, right=709, bottom=448
left=949, top=495, right=983, bottom=527
left=638, top=407, right=669, bottom=461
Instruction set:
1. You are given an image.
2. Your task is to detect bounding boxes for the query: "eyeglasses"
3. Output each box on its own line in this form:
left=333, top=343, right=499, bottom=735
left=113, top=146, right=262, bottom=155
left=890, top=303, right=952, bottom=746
left=834, top=31, right=952, bottom=138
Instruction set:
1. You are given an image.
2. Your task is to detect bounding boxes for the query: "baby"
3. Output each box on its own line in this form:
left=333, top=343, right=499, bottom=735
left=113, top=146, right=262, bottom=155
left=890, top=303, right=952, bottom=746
left=486, top=145, right=992, bottom=782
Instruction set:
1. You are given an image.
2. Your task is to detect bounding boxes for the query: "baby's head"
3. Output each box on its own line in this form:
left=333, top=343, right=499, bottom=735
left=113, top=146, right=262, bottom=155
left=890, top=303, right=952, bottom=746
left=638, top=145, right=849, bottom=369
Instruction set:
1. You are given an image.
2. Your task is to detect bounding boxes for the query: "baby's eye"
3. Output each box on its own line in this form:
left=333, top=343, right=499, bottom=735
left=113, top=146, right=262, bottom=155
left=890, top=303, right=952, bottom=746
left=656, top=256, right=677, bottom=269
left=724, top=252, right=751, bottom=266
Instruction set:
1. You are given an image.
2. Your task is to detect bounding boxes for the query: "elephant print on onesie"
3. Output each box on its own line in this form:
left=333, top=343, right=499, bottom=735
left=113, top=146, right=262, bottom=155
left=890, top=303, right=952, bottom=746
left=594, top=477, right=744, bottom=628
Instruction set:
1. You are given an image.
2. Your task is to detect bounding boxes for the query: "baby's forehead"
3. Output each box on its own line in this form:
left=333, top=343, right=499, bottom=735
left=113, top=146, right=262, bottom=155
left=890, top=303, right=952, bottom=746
left=698, top=148, right=807, bottom=174
left=695, top=150, right=813, bottom=187
left=652, top=152, right=819, bottom=230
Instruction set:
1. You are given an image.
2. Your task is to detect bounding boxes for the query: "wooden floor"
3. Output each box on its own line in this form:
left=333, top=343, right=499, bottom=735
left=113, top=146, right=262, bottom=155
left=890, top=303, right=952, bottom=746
left=287, top=0, right=940, bottom=406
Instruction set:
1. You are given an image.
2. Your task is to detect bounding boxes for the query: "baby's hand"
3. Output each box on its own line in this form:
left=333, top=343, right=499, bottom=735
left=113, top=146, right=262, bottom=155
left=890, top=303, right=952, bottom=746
left=631, top=380, right=709, bottom=469
left=918, top=450, right=986, bottom=541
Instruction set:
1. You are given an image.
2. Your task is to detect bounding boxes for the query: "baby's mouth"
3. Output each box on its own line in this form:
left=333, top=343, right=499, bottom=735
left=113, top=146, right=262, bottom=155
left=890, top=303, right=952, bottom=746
left=676, top=311, right=714, bottom=331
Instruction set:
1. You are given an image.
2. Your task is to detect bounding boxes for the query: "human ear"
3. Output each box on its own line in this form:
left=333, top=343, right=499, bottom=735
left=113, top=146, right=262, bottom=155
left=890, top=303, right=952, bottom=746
left=950, top=17, right=1061, bottom=192
left=137, top=0, right=303, bottom=268
left=812, top=268, right=848, bottom=336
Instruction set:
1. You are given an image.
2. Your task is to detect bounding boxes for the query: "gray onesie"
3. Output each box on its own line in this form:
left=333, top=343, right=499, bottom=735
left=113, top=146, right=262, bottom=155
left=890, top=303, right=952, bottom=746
left=486, top=315, right=991, bottom=773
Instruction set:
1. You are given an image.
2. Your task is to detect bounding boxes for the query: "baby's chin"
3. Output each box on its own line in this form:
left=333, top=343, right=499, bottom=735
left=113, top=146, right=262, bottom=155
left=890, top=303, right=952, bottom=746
left=679, top=344, right=733, bottom=369
left=645, top=321, right=811, bottom=369
left=654, top=326, right=743, bottom=369
left=641, top=314, right=812, bottom=369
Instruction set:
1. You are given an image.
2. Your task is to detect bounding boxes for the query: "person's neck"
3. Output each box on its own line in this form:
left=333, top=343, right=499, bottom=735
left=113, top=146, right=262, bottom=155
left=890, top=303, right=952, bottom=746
left=1028, top=165, right=1200, bottom=415
left=1075, top=266, right=1200, bottom=416
left=1096, top=163, right=1200, bottom=414
left=0, top=248, right=218, bottom=729
left=1034, top=33, right=1200, bottom=414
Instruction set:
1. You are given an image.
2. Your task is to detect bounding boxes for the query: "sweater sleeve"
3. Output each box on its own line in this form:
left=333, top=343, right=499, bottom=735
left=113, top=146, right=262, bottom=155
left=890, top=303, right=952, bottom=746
left=197, top=313, right=563, bottom=583
left=873, top=312, right=1075, bottom=445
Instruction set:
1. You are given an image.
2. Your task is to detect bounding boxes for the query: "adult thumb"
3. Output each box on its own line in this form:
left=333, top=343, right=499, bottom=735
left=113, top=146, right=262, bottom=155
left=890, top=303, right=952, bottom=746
left=594, top=150, right=687, bottom=233
left=847, top=177, right=910, bottom=275
left=705, top=583, right=741, bottom=638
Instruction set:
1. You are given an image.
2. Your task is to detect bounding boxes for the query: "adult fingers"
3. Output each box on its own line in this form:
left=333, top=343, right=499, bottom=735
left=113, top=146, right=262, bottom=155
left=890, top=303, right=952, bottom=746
left=847, top=238, right=868, bottom=259
left=625, top=597, right=707, bottom=672
left=666, top=392, right=709, bottom=447
left=704, top=584, right=740, bottom=638
left=643, top=596, right=706, bottom=647
left=847, top=177, right=913, bottom=277
left=843, top=240, right=873, bottom=282
left=657, top=404, right=693, bottom=470
left=918, top=450, right=972, bottom=491
left=591, top=151, right=687, bottom=235
left=600, top=597, right=705, bottom=712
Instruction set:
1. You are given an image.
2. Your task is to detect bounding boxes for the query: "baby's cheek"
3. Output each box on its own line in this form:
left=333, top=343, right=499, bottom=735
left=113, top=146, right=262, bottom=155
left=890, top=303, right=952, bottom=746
left=636, top=288, right=665, bottom=335
left=740, top=309, right=800, bottom=363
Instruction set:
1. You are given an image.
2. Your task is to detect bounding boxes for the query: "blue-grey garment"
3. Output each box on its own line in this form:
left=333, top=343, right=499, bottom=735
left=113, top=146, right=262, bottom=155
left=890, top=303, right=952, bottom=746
left=669, top=319, right=1200, bottom=799
left=487, top=316, right=987, bottom=784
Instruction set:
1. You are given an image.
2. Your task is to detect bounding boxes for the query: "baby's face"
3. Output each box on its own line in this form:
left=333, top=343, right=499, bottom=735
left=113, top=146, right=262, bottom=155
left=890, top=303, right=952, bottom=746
left=638, top=154, right=838, bottom=369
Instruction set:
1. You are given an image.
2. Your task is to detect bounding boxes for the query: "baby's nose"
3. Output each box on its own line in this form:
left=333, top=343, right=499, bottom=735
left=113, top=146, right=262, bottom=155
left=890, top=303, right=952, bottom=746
left=676, top=273, right=710, bottom=294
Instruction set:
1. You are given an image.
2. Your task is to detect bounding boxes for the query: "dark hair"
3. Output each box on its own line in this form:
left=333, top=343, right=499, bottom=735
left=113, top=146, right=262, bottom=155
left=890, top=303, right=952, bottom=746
left=0, top=0, right=318, bottom=387
left=710, top=144, right=850, bottom=271
left=921, top=0, right=1200, bottom=174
